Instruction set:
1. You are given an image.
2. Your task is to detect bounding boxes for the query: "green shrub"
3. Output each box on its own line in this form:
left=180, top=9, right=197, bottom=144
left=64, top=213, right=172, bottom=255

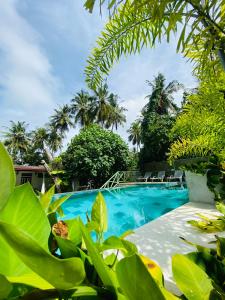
left=62, top=124, right=130, bottom=187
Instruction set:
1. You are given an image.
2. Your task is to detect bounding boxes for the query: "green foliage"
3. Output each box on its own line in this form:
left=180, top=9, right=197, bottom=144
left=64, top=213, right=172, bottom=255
left=188, top=202, right=225, bottom=233
left=127, top=119, right=141, bottom=152
left=141, top=113, right=175, bottom=163
left=116, top=254, right=165, bottom=300
left=0, top=221, right=85, bottom=289
left=172, top=254, right=214, bottom=300
left=0, top=143, right=15, bottom=211
left=84, top=0, right=225, bottom=89
left=91, top=192, right=108, bottom=242
left=0, top=183, right=50, bottom=276
left=3, top=142, right=225, bottom=299
left=62, top=124, right=130, bottom=186
left=169, top=73, right=225, bottom=166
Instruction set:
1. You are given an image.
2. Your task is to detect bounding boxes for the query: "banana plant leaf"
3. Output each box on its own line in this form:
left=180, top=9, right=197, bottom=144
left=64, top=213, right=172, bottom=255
left=80, top=220, right=118, bottom=291
left=0, top=221, right=85, bottom=289
left=116, top=254, right=165, bottom=300
left=39, top=185, right=55, bottom=212
left=0, top=142, right=15, bottom=211
left=172, top=254, right=214, bottom=300
left=91, top=192, right=108, bottom=234
left=0, top=183, right=51, bottom=276
left=100, top=236, right=137, bottom=256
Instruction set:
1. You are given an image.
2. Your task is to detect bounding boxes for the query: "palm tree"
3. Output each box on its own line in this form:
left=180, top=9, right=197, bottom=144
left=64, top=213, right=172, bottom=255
left=127, top=119, right=141, bottom=152
left=145, top=73, right=182, bottom=115
left=93, top=83, right=112, bottom=127
left=3, top=121, right=30, bottom=163
left=50, top=104, right=73, bottom=136
left=71, top=90, right=95, bottom=127
left=106, top=93, right=127, bottom=131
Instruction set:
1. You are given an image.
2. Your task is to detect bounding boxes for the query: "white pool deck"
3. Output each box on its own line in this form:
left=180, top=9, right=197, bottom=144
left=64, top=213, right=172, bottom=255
left=127, top=202, right=224, bottom=294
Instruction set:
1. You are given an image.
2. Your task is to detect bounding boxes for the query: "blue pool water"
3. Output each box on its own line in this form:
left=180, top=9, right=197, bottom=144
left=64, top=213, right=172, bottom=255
left=58, top=184, right=189, bottom=238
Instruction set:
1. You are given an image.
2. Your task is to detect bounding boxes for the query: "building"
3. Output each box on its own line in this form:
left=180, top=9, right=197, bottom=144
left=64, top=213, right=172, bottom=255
left=14, top=165, right=51, bottom=192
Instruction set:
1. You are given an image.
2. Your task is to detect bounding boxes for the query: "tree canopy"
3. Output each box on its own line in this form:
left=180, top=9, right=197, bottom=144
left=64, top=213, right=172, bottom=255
left=62, top=124, right=130, bottom=186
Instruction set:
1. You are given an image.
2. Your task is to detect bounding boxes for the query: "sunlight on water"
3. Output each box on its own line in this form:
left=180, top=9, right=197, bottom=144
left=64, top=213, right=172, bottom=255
left=58, top=184, right=189, bottom=238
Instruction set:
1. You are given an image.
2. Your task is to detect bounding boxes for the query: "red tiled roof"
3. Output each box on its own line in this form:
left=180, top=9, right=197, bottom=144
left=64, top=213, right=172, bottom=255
left=14, top=165, right=47, bottom=173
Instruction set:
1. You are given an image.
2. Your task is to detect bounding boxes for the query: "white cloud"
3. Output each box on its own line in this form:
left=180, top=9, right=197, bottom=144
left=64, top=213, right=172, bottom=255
left=0, top=0, right=64, bottom=129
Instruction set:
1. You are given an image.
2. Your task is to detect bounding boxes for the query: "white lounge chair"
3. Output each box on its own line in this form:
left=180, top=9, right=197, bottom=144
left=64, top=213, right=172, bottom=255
left=151, top=171, right=165, bottom=182
left=137, top=171, right=152, bottom=182
left=167, top=170, right=184, bottom=183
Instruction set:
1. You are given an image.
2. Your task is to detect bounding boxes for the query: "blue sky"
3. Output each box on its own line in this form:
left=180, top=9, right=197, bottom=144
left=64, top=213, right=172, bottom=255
left=0, top=0, right=197, bottom=145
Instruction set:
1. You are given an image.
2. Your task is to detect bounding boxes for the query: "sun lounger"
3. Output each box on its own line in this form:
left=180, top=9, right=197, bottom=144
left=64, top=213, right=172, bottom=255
left=167, top=170, right=184, bottom=183
left=137, top=171, right=152, bottom=182
left=151, top=171, right=165, bottom=182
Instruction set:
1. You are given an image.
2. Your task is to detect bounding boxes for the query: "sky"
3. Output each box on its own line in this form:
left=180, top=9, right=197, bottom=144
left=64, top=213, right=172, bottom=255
left=0, top=0, right=197, bottom=146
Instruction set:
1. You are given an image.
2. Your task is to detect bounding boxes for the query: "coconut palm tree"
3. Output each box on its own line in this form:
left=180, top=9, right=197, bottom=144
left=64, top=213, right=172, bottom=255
left=93, top=83, right=112, bottom=127
left=50, top=104, right=73, bottom=136
left=71, top=90, right=95, bottom=127
left=3, top=121, right=30, bottom=163
left=144, top=73, right=182, bottom=115
left=127, top=119, right=141, bottom=152
left=106, top=93, right=127, bottom=131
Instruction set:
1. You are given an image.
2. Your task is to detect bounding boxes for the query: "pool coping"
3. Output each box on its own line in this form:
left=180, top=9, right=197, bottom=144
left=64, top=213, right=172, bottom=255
left=54, top=181, right=183, bottom=197
left=127, top=201, right=225, bottom=295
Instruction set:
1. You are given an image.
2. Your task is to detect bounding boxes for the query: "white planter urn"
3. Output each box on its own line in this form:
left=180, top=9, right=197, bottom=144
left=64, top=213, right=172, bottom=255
left=185, top=171, right=214, bottom=205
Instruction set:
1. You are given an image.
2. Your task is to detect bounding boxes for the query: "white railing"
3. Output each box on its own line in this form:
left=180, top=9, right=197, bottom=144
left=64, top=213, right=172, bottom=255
left=100, top=170, right=141, bottom=189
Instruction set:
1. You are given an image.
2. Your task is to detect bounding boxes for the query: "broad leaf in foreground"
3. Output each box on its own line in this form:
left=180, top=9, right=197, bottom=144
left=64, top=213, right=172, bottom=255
left=0, top=222, right=85, bottom=289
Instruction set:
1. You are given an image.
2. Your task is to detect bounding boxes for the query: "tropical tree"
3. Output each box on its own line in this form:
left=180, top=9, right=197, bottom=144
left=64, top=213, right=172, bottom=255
left=50, top=104, right=73, bottom=136
left=3, top=121, right=30, bottom=164
left=71, top=90, right=95, bottom=127
left=144, top=73, right=181, bottom=115
left=127, top=119, right=141, bottom=152
left=106, top=93, right=127, bottom=131
left=62, top=124, right=130, bottom=187
left=84, top=0, right=225, bottom=89
left=93, top=83, right=112, bottom=127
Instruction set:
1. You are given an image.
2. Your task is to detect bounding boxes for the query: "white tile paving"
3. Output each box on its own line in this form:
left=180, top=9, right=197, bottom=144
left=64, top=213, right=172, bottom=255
left=127, top=202, right=225, bottom=294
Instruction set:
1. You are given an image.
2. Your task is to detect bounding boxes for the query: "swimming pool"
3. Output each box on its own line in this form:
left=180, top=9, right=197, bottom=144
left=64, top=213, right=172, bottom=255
left=58, top=184, right=189, bottom=238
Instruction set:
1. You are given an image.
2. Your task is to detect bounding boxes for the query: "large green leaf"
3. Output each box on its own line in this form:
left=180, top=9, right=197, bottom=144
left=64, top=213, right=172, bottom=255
left=48, top=193, right=71, bottom=214
left=186, top=251, right=225, bottom=288
left=116, top=254, right=165, bottom=300
left=100, top=236, right=137, bottom=256
left=172, top=254, right=214, bottom=300
left=0, top=274, right=12, bottom=299
left=0, top=142, right=15, bottom=211
left=80, top=220, right=117, bottom=290
left=91, top=192, right=108, bottom=233
left=0, top=222, right=85, bottom=289
left=0, top=183, right=50, bottom=276
left=7, top=273, right=53, bottom=290
left=39, top=185, right=55, bottom=212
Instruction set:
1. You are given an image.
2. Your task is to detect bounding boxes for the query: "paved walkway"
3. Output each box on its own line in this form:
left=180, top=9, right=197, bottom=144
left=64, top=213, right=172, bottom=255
left=128, top=202, right=223, bottom=294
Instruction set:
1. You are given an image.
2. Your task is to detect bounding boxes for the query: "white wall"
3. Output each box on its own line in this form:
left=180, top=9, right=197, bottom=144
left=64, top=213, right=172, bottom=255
left=185, top=171, right=215, bottom=205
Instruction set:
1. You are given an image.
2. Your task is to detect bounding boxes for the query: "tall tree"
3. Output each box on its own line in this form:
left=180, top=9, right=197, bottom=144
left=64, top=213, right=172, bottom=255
left=71, top=90, right=95, bottom=127
left=3, top=121, right=30, bottom=164
left=50, top=104, right=73, bottom=136
left=84, top=0, right=225, bottom=89
left=106, top=93, right=127, bottom=131
left=93, top=83, right=112, bottom=127
left=140, top=74, right=181, bottom=162
left=127, top=119, right=141, bottom=152
left=144, top=73, right=181, bottom=115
